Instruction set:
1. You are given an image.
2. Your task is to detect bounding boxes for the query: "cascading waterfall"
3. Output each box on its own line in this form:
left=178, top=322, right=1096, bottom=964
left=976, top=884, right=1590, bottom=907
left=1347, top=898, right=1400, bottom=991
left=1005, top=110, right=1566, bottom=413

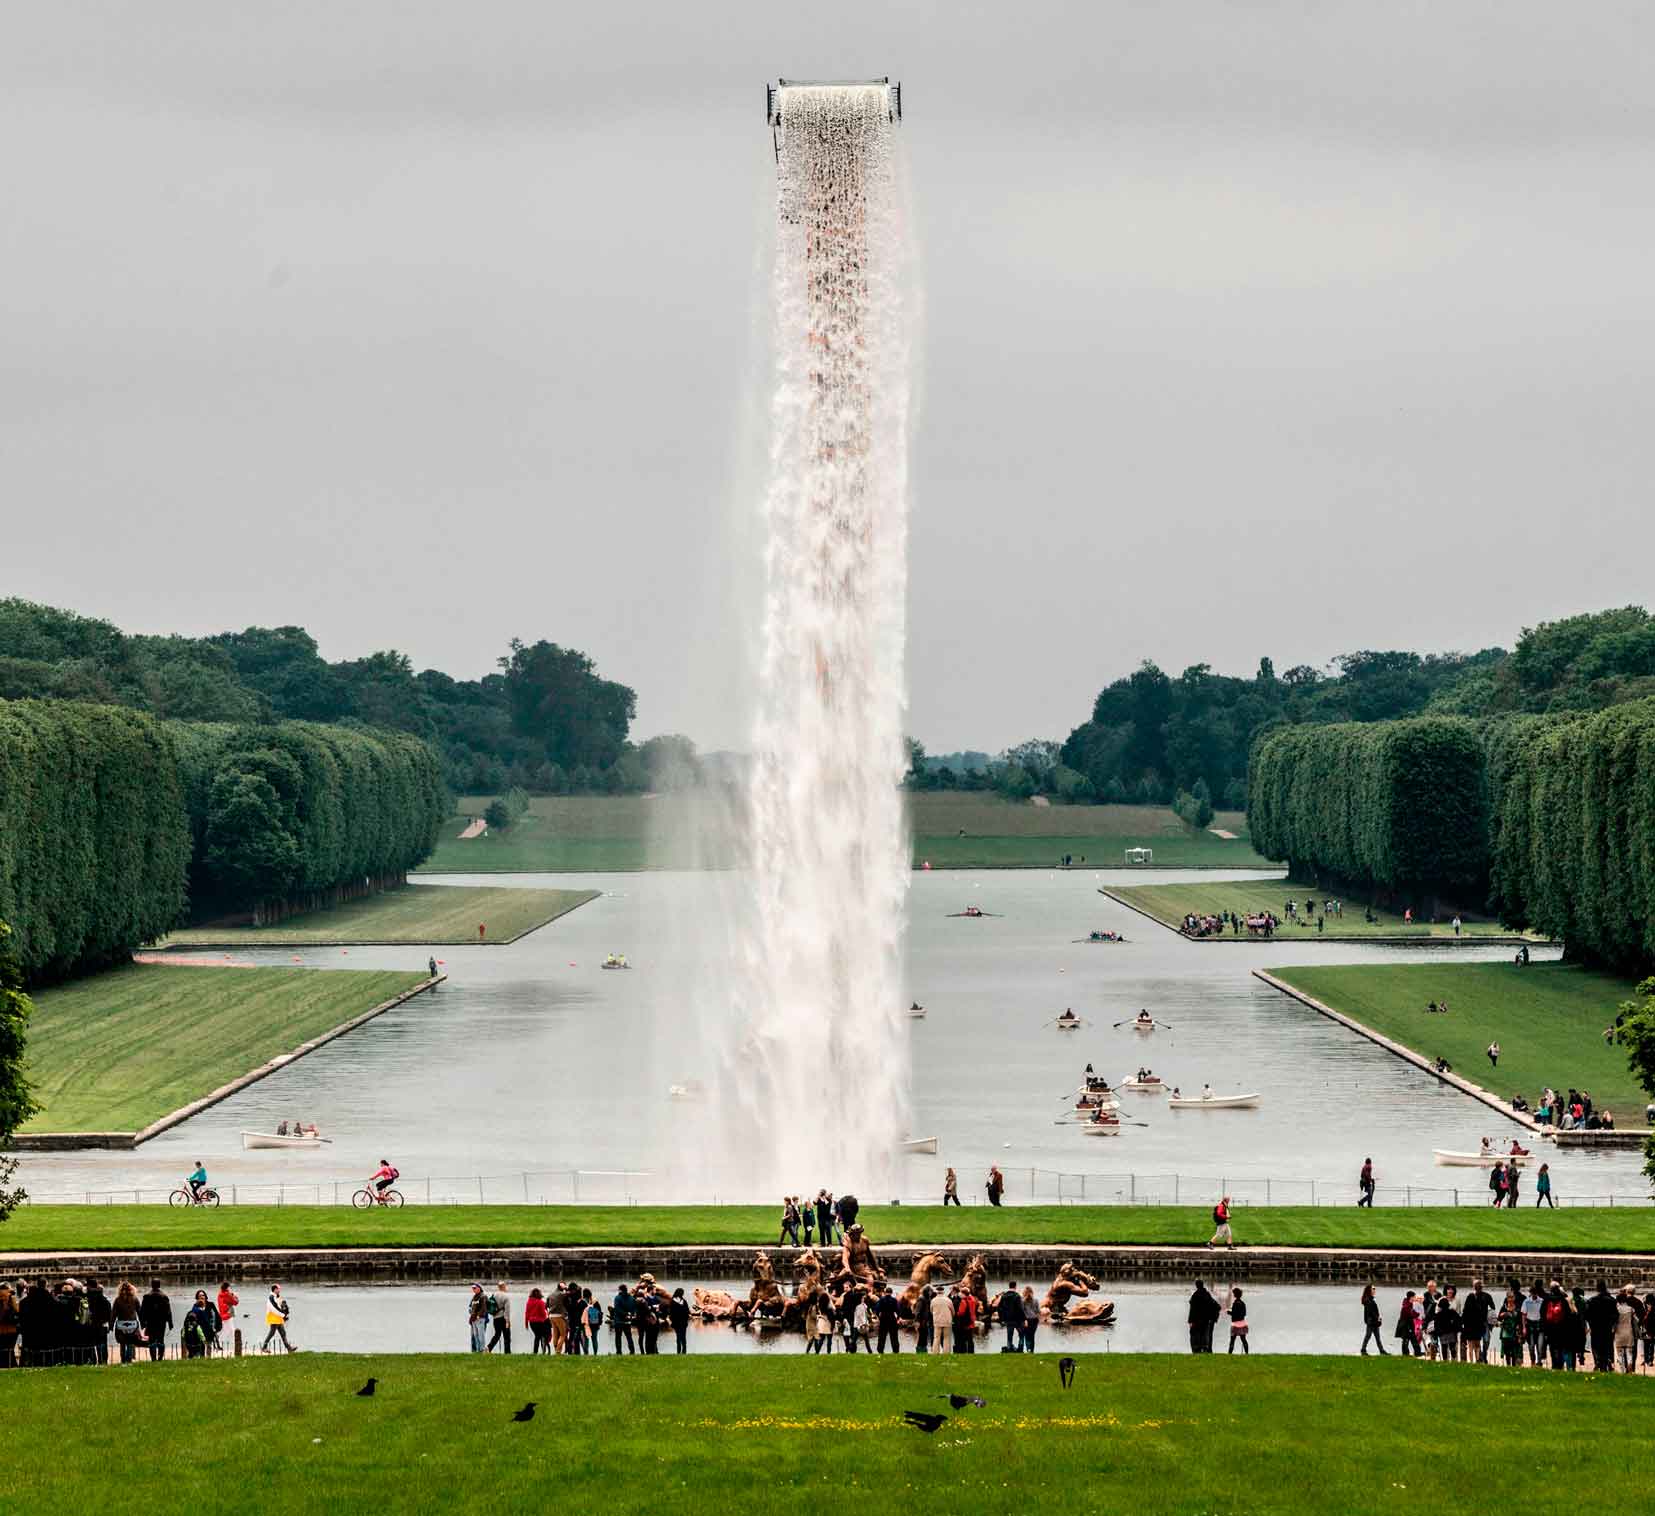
left=718, top=81, right=914, bottom=1194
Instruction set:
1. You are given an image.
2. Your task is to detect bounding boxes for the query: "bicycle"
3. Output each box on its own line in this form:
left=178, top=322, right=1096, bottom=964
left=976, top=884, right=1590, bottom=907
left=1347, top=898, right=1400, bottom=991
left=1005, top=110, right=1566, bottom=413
left=351, top=1184, right=404, bottom=1209
left=168, top=1186, right=221, bottom=1208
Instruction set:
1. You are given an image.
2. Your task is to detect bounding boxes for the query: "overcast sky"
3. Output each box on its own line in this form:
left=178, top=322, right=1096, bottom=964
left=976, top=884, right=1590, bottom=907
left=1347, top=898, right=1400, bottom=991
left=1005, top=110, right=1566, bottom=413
left=6, top=3, right=1654, bottom=752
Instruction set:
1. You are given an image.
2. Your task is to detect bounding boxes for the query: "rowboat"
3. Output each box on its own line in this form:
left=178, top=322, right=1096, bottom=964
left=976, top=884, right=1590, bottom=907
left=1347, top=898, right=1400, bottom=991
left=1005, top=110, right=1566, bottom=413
left=1082, top=1122, right=1123, bottom=1136
left=1132, top=1020, right=1155, bottom=1034
left=601, top=955, right=631, bottom=970
left=906, top=1005, right=927, bottom=1019
left=241, top=1130, right=327, bottom=1150
left=1120, top=1078, right=1166, bottom=1092
left=1432, top=1149, right=1530, bottom=1167
left=1055, top=1018, right=1082, bottom=1032
left=1166, top=1093, right=1260, bottom=1110
left=899, top=1136, right=939, bottom=1154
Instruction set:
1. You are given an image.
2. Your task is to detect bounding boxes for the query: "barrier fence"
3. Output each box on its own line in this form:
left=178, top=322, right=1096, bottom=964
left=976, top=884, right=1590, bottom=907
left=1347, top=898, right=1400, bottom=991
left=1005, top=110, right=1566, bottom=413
left=19, top=1167, right=1653, bottom=1210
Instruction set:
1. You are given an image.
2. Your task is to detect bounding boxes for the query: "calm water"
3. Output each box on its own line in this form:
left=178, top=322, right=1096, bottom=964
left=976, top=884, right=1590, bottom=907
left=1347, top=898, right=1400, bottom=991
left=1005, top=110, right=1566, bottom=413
left=17, top=869, right=1649, bottom=1203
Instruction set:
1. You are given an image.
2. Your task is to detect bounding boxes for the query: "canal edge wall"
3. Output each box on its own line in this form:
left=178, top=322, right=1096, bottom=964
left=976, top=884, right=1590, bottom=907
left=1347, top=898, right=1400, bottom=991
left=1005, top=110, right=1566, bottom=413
left=12, top=974, right=444, bottom=1153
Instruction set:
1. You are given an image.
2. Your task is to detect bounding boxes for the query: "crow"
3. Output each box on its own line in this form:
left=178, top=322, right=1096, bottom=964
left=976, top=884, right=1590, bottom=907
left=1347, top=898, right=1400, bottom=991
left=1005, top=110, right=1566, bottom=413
left=903, top=1411, right=947, bottom=1434
left=511, top=1402, right=538, bottom=1423
left=355, top=1378, right=377, bottom=1397
left=934, top=1394, right=986, bottom=1409
left=1058, top=1357, right=1077, bottom=1389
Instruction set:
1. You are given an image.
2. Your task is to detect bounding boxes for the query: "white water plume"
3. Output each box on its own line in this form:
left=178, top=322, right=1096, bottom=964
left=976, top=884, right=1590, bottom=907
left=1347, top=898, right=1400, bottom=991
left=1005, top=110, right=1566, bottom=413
left=711, top=83, right=916, bottom=1195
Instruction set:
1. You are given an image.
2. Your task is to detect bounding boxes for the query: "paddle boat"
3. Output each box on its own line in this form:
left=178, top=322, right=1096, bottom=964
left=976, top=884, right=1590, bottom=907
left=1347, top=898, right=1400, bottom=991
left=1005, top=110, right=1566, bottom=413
left=1166, top=1089, right=1260, bottom=1110
left=241, top=1128, right=327, bottom=1150
left=601, top=953, right=631, bottom=970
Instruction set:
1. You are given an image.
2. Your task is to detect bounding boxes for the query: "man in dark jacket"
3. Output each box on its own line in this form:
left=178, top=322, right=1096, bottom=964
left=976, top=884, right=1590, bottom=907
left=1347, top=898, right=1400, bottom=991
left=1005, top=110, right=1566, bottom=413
left=1584, top=1279, right=1620, bottom=1372
left=139, top=1279, right=172, bottom=1362
left=996, top=1282, right=1025, bottom=1352
left=18, top=1279, right=59, bottom=1368
left=1459, top=1279, right=1495, bottom=1363
left=84, top=1278, right=114, bottom=1365
left=874, top=1285, right=902, bottom=1353
left=1187, top=1282, right=1221, bottom=1353
left=610, top=1284, right=635, bottom=1354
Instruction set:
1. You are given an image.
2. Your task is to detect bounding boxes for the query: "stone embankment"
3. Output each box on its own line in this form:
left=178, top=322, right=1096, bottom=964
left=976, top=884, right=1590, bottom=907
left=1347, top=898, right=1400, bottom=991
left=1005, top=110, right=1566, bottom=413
left=4, top=1243, right=1651, bottom=1288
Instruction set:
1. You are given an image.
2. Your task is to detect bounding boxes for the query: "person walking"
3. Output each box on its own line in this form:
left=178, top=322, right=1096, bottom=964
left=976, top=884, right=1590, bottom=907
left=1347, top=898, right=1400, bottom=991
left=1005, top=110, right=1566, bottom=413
left=1209, top=1196, right=1235, bottom=1249
left=1487, top=1161, right=1507, bottom=1207
left=669, top=1288, right=691, bottom=1354
left=139, top=1278, right=172, bottom=1362
left=1226, top=1288, right=1249, bottom=1354
left=943, top=1168, right=960, bottom=1207
left=778, top=1195, right=801, bottom=1248
left=1395, top=1291, right=1421, bottom=1356
left=986, top=1166, right=1005, bottom=1207
left=215, top=1282, right=239, bottom=1352
left=1505, top=1164, right=1521, bottom=1207
left=1357, top=1159, right=1375, bottom=1207
left=1021, top=1285, right=1041, bottom=1354
left=261, top=1285, right=293, bottom=1354
left=1535, top=1164, right=1554, bottom=1207
left=1584, top=1279, right=1619, bottom=1373
left=995, top=1282, right=1023, bottom=1352
left=468, top=1284, right=489, bottom=1352
left=875, top=1285, right=901, bottom=1354
left=485, top=1282, right=512, bottom=1354
left=1360, top=1285, right=1387, bottom=1355
left=930, top=1287, right=953, bottom=1355
left=611, top=1284, right=636, bottom=1354
left=1486, top=1041, right=1500, bottom=1068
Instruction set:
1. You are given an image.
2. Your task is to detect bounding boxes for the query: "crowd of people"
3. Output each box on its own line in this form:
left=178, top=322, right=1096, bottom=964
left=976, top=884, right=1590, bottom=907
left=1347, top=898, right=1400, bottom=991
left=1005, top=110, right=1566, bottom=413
left=473, top=1277, right=691, bottom=1355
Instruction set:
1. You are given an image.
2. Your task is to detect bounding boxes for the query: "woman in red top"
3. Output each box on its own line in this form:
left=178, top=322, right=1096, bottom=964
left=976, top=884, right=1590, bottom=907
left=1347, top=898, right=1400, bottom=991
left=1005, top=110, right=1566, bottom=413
left=215, top=1282, right=239, bottom=1348
left=524, top=1288, right=551, bottom=1355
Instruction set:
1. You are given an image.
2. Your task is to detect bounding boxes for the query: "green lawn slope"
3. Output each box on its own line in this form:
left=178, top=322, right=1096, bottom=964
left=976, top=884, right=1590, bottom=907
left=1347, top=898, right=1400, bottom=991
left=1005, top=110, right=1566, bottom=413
left=2, top=1355, right=1650, bottom=1516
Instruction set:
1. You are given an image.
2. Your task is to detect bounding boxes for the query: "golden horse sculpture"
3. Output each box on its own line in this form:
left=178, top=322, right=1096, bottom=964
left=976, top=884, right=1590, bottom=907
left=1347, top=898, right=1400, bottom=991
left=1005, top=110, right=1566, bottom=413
left=1042, top=1261, right=1114, bottom=1324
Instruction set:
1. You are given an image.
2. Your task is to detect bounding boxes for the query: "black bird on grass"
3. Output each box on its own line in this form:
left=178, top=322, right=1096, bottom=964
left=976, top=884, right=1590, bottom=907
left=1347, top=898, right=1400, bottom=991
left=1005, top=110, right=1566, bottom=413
left=1058, top=1357, right=1077, bottom=1389
left=355, top=1378, right=377, bottom=1397
left=511, top=1402, right=538, bottom=1423
left=934, top=1394, right=986, bottom=1409
left=903, top=1411, right=947, bottom=1434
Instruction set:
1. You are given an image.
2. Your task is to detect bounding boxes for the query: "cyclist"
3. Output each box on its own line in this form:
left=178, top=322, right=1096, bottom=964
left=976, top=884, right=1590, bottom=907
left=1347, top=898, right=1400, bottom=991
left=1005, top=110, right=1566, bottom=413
left=187, top=1161, right=209, bottom=1203
left=369, top=1158, right=399, bottom=1201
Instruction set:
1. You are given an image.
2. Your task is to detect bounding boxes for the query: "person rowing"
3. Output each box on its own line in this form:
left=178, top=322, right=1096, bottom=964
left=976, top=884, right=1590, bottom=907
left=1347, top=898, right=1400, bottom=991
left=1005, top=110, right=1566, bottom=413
left=1135, top=1010, right=1154, bottom=1027
left=1056, top=1008, right=1080, bottom=1024
left=1089, top=1106, right=1119, bottom=1125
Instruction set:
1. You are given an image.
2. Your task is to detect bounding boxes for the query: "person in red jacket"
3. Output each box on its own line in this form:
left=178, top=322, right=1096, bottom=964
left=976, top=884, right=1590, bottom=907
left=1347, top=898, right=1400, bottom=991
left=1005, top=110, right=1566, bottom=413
left=524, top=1288, right=551, bottom=1354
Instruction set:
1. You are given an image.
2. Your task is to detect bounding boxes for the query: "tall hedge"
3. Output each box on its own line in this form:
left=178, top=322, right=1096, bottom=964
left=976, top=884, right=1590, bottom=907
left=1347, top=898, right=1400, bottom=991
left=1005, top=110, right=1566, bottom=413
left=1488, top=698, right=1655, bottom=971
left=1248, top=717, right=1489, bottom=901
left=0, top=701, right=190, bottom=982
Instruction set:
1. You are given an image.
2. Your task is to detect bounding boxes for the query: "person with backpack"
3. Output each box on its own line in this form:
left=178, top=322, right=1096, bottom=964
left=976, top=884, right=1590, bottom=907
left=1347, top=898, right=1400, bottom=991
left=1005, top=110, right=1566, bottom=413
left=1209, top=1197, right=1234, bottom=1249
left=261, top=1284, right=293, bottom=1354
left=1542, top=1284, right=1570, bottom=1369
left=139, top=1278, right=172, bottom=1362
left=485, top=1282, right=512, bottom=1353
left=583, top=1289, right=603, bottom=1354
left=1497, top=1291, right=1524, bottom=1366
left=183, top=1291, right=221, bottom=1359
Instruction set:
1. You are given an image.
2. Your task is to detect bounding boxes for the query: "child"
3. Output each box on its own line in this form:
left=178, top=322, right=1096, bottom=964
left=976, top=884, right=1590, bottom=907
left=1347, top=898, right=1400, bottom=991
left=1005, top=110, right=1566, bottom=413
left=1227, top=1287, right=1249, bottom=1354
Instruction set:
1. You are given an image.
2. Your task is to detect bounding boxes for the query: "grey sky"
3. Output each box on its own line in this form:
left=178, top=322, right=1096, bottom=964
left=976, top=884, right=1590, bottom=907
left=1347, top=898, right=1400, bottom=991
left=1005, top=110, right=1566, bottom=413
left=5, top=3, right=1653, bottom=752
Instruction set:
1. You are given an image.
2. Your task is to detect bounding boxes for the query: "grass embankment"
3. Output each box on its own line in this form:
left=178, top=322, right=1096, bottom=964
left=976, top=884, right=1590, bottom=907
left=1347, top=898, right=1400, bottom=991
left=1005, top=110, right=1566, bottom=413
left=1269, top=962, right=1648, bottom=1115
left=3, top=1355, right=1650, bottom=1516
left=19, top=965, right=428, bottom=1134
left=9, top=1204, right=1655, bottom=1254
left=164, top=884, right=595, bottom=946
left=1111, top=878, right=1526, bottom=940
left=418, top=793, right=1279, bottom=873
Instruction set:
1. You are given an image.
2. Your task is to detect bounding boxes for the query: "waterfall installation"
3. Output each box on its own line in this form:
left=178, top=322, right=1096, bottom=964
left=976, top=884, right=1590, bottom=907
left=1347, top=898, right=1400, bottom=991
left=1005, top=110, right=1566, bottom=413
left=720, top=79, right=915, bottom=1192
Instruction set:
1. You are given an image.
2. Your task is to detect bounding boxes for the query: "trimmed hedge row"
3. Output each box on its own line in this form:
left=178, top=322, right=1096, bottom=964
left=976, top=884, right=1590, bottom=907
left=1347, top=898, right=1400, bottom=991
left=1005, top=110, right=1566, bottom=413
left=1247, top=717, right=1489, bottom=900
left=1488, top=698, right=1655, bottom=973
left=0, top=703, right=447, bottom=982
left=0, top=701, right=189, bottom=983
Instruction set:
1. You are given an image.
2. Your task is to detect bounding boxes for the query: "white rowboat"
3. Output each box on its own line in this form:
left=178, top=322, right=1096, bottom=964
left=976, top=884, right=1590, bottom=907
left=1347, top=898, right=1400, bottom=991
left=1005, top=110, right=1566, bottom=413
left=1056, top=1020, right=1082, bottom=1032
left=1120, top=1079, right=1166, bottom=1092
left=906, top=1006, right=927, bottom=1019
left=1132, top=1021, right=1155, bottom=1034
left=899, top=1136, right=939, bottom=1154
left=1432, top=1149, right=1530, bottom=1168
left=1166, top=1093, right=1260, bottom=1110
left=1082, top=1123, right=1123, bottom=1136
left=241, top=1130, right=326, bottom=1150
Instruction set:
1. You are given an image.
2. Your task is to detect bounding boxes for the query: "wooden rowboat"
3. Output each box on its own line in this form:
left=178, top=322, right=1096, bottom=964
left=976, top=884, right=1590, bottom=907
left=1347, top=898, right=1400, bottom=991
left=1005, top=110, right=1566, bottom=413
left=241, top=1130, right=327, bottom=1150
left=1166, top=1093, right=1260, bottom=1110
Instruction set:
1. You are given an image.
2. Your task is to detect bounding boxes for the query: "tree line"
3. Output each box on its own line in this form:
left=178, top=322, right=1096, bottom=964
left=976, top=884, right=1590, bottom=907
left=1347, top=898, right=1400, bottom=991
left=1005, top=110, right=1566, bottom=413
left=0, top=700, right=446, bottom=984
left=0, top=599, right=700, bottom=798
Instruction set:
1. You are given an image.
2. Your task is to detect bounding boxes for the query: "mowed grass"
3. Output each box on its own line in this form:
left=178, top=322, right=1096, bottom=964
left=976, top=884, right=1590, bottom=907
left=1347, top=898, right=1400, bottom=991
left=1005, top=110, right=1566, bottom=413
left=418, top=793, right=1279, bottom=872
left=1110, top=878, right=1527, bottom=940
left=1269, top=962, right=1649, bottom=1115
left=9, top=1204, right=1655, bottom=1254
left=19, top=965, right=428, bottom=1133
left=3, top=1354, right=1650, bottom=1516
left=164, top=883, right=596, bottom=945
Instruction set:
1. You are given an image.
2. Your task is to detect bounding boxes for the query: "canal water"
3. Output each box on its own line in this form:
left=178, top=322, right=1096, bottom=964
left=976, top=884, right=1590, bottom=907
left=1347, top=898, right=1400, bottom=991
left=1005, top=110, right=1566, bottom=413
left=16, top=869, right=1649, bottom=1204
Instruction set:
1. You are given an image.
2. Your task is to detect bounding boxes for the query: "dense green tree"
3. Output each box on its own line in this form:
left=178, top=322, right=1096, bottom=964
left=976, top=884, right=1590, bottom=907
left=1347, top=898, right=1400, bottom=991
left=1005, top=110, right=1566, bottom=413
left=0, top=921, right=38, bottom=1221
left=499, top=638, right=637, bottom=771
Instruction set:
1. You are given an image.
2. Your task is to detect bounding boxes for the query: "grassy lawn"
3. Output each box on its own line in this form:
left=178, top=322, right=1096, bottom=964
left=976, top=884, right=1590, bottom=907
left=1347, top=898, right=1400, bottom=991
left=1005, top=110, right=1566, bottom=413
left=1110, top=878, right=1527, bottom=940
left=418, top=793, right=1279, bottom=872
left=165, top=884, right=595, bottom=946
left=3, top=1354, right=1650, bottom=1516
left=1268, top=962, right=1649, bottom=1115
left=19, top=965, right=428, bottom=1134
left=8, top=1204, right=1655, bottom=1254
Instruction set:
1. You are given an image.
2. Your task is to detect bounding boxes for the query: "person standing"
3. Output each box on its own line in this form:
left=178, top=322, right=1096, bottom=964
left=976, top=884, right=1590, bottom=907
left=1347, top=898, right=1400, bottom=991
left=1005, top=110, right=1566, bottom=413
left=639, top=1286, right=662, bottom=1354
left=1357, top=1159, right=1375, bottom=1207
left=1613, top=1288, right=1638, bottom=1373
left=1021, top=1286, right=1041, bottom=1354
left=986, top=1166, right=1005, bottom=1207
left=816, top=1192, right=835, bottom=1247
left=929, top=1288, right=952, bottom=1355
left=943, top=1168, right=960, bottom=1207
left=874, top=1285, right=901, bottom=1354
left=1521, top=1282, right=1545, bottom=1365
left=801, top=1201, right=814, bottom=1248
left=995, top=1281, right=1023, bottom=1352
left=261, top=1285, right=293, bottom=1354
left=1535, top=1164, right=1554, bottom=1207
left=817, top=1297, right=836, bottom=1355
left=583, top=1289, right=603, bottom=1354
left=1488, top=1161, right=1507, bottom=1208
left=611, top=1284, right=635, bottom=1354
left=183, top=1291, right=221, bottom=1359
left=1394, top=1291, right=1420, bottom=1356
left=1187, top=1281, right=1219, bottom=1353
left=1584, top=1279, right=1619, bottom=1373
left=485, top=1282, right=512, bottom=1354
left=0, top=1281, right=16, bottom=1369
left=562, top=1282, right=584, bottom=1355
left=1460, top=1280, right=1494, bottom=1363
left=215, top=1282, right=239, bottom=1351
left=1209, top=1196, right=1235, bottom=1249
left=83, top=1278, right=113, bottom=1365
left=140, top=1278, right=172, bottom=1362
left=1360, top=1285, right=1387, bottom=1355
left=852, top=1291, right=873, bottom=1354
left=667, top=1287, right=691, bottom=1354
left=1226, top=1288, right=1249, bottom=1354
left=1432, top=1287, right=1460, bottom=1363
left=804, top=1298, right=823, bottom=1354
left=1505, top=1163, right=1521, bottom=1207
left=778, top=1196, right=801, bottom=1247
left=110, top=1282, right=144, bottom=1365
left=1497, top=1291, right=1523, bottom=1366
left=468, top=1284, right=489, bottom=1352
left=955, top=1286, right=979, bottom=1352
left=525, top=1289, right=550, bottom=1354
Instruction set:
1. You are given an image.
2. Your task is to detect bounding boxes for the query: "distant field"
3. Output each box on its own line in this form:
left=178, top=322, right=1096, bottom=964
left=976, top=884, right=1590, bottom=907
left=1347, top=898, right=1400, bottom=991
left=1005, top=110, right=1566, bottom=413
left=418, top=793, right=1278, bottom=873
left=1109, top=879, right=1529, bottom=940
left=165, top=884, right=595, bottom=945
left=1268, top=961, right=1648, bottom=1115
left=20, top=964, right=428, bottom=1133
